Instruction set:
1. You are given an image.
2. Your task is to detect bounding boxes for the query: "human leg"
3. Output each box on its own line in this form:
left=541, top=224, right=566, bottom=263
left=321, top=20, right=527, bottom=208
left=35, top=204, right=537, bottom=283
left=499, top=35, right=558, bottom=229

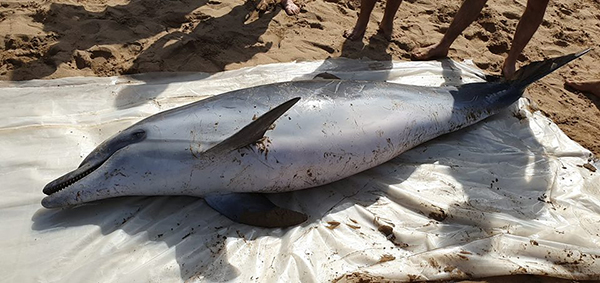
left=344, top=0, right=378, bottom=40
left=378, top=0, right=403, bottom=40
left=502, top=0, right=549, bottom=78
left=565, top=80, right=600, bottom=97
left=413, top=0, right=487, bottom=60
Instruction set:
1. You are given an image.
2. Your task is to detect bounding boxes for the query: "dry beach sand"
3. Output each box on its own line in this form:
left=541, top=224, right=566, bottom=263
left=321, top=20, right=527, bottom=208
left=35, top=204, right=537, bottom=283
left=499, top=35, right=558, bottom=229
left=1, top=0, right=599, bottom=154
left=1, top=0, right=599, bottom=282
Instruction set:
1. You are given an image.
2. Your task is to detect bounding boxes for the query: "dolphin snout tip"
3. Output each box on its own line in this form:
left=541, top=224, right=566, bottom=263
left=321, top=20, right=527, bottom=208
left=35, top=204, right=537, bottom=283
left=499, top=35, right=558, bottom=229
left=41, top=197, right=53, bottom=209
left=41, top=196, right=59, bottom=209
left=41, top=195, right=74, bottom=209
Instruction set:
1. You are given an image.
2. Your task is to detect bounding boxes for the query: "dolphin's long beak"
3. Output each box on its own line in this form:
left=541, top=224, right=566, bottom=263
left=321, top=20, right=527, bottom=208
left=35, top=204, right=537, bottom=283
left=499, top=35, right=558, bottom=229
left=42, top=128, right=147, bottom=208
left=42, top=159, right=104, bottom=196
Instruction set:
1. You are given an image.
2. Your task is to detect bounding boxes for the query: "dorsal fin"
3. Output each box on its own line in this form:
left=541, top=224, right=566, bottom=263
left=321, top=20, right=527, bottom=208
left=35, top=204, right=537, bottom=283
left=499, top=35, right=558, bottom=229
left=313, top=72, right=341, bottom=80
left=207, top=97, right=301, bottom=154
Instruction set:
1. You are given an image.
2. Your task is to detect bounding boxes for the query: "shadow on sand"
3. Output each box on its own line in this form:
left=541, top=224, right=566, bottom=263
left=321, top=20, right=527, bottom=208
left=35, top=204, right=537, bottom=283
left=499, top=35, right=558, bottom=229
left=10, top=0, right=279, bottom=82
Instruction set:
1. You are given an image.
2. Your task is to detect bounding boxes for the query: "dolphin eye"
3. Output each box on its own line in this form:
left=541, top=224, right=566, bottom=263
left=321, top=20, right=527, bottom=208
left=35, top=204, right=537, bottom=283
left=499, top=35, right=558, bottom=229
left=131, top=130, right=146, bottom=141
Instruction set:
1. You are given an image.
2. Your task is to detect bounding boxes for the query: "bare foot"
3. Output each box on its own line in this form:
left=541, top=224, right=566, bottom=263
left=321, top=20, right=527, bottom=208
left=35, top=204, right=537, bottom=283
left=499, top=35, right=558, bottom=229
left=256, top=0, right=270, bottom=11
left=377, top=22, right=393, bottom=41
left=343, top=28, right=365, bottom=41
left=565, top=80, right=600, bottom=97
left=502, top=60, right=516, bottom=80
left=282, top=0, right=300, bottom=15
left=412, top=43, right=449, bottom=60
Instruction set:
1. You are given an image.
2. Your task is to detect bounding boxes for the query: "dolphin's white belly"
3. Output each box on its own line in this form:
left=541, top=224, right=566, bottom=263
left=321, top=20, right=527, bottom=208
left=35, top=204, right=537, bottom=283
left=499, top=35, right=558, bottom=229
left=178, top=89, right=459, bottom=194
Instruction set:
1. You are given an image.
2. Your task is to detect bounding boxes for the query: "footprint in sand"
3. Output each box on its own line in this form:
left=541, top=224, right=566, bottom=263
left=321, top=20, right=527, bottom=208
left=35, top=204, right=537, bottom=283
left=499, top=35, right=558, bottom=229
left=487, top=41, right=509, bottom=55
left=73, top=46, right=115, bottom=70
left=502, top=11, right=520, bottom=20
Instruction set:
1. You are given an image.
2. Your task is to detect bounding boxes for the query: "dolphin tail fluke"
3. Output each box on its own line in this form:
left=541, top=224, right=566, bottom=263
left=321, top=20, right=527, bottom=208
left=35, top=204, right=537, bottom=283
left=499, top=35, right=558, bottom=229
left=510, top=48, right=591, bottom=88
left=205, top=193, right=308, bottom=228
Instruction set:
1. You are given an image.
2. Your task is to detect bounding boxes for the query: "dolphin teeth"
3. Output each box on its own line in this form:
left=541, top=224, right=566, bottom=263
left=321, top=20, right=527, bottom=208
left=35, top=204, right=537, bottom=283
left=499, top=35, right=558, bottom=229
left=44, top=164, right=102, bottom=196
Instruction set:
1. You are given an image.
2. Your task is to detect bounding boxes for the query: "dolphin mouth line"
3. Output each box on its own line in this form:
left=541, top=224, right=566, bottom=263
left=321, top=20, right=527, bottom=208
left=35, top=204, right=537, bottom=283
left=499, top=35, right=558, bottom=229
left=43, top=129, right=147, bottom=197
left=43, top=163, right=102, bottom=196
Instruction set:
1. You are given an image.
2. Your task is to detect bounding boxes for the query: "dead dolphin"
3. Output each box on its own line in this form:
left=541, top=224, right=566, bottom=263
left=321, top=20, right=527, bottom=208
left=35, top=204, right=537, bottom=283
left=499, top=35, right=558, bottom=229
left=42, top=50, right=589, bottom=227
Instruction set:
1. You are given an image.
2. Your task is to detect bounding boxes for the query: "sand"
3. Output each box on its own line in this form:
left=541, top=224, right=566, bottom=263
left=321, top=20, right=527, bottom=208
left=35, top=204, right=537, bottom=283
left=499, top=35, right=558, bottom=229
left=1, top=0, right=599, bottom=154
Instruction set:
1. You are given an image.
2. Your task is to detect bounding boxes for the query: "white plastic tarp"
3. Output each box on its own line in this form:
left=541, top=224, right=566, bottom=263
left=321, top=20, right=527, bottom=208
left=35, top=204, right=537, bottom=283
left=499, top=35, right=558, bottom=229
left=1, top=59, right=599, bottom=282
